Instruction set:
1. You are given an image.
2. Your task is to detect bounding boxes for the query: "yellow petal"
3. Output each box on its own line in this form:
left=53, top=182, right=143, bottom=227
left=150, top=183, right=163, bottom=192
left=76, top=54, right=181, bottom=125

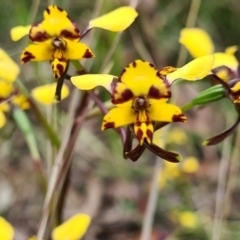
left=120, top=60, right=170, bottom=98
left=0, top=48, right=20, bottom=82
left=30, top=5, right=80, bottom=42
left=21, top=40, right=53, bottom=63
left=179, top=28, right=214, bottom=58
left=31, top=83, right=69, bottom=105
left=149, top=100, right=186, bottom=123
left=65, top=39, right=94, bottom=59
left=71, top=74, right=116, bottom=91
left=167, top=55, right=214, bottom=84
left=213, top=52, right=239, bottom=71
left=52, top=213, right=91, bottom=240
left=102, top=103, right=135, bottom=130
left=0, top=80, right=14, bottom=98
left=89, top=6, right=138, bottom=32
left=10, top=25, right=31, bottom=41
left=11, top=94, right=30, bottom=110
left=231, top=81, right=240, bottom=93
left=0, top=216, right=14, bottom=239
left=181, top=156, right=199, bottom=173
left=225, top=45, right=238, bottom=55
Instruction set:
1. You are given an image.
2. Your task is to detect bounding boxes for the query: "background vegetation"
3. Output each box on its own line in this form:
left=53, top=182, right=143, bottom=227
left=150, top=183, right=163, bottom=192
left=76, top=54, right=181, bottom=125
left=1, top=0, right=240, bottom=239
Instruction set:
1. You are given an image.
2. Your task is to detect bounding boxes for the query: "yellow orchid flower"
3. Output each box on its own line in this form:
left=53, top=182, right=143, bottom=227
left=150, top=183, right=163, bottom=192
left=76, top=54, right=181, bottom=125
left=0, top=49, right=20, bottom=83
left=20, top=5, right=94, bottom=78
left=179, top=28, right=239, bottom=81
left=13, top=5, right=137, bottom=79
left=71, top=56, right=214, bottom=162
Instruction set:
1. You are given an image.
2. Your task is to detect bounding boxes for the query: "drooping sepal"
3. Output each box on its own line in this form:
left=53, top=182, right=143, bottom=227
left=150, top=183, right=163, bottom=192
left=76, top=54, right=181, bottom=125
left=203, top=115, right=240, bottom=146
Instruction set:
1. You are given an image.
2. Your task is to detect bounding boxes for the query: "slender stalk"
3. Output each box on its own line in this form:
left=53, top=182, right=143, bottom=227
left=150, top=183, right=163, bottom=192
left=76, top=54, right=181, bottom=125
left=140, top=158, right=163, bottom=240
left=212, top=123, right=232, bottom=240
left=36, top=89, right=80, bottom=240
left=176, top=0, right=202, bottom=67
left=223, top=128, right=240, bottom=219
left=140, top=126, right=169, bottom=240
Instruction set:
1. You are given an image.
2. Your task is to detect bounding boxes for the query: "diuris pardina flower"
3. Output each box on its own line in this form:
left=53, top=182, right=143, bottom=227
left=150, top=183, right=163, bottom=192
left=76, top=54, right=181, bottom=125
left=20, top=5, right=94, bottom=79
left=179, top=28, right=240, bottom=145
left=14, top=5, right=137, bottom=99
left=71, top=56, right=214, bottom=162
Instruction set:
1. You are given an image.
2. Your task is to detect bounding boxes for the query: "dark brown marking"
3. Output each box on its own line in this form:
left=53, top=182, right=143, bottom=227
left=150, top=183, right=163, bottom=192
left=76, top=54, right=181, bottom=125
left=22, top=51, right=35, bottom=63
left=60, top=30, right=80, bottom=40
left=156, top=71, right=161, bottom=77
left=112, top=88, right=134, bottom=104
left=136, top=128, right=143, bottom=142
left=148, top=86, right=170, bottom=99
left=83, top=49, right=94, bottom=58
left=172, top=113, right=186, bottom=122
left=29, top=24, right=49, bottom=42
left=149, top=63, right=156, bottom=69
left=56, top=64, right=64, bottom=76
left=103, top=122, right=115, bottom=129
left=57, top=6, right=63, bottom=12
left=119, top=68, right=127, bottom=82
left=146, top=129, right=153, bottom=142
left=46, top=8, right=50, bottom=14
left=132, top=61, right=137, bottom=68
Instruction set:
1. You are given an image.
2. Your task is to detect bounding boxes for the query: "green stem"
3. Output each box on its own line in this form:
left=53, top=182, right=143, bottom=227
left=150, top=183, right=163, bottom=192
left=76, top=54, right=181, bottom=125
left=12, top=107, right=47, bottom=193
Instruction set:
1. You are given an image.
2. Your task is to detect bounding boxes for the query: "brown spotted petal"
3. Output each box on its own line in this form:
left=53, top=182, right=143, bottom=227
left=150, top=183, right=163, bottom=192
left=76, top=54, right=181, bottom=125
left=111, top=82, right=134, bottom=104
left=30, top=5, right=80, bottom=42
left=203, top=115, right=240, bottom=146
left=21, top=40, right=53, bottom=63
left=101, top=103, right=135, bottom=131
left=119, top=60, right=170, bottom=99
left=149, top=100, right=187, bottom=123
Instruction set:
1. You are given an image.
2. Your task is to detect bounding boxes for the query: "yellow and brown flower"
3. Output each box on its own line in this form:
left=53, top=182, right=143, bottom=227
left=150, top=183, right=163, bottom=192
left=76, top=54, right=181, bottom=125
left=102, top=60, right=186, bottom=147
left=20, top=5, right=94, bottom=79
left=71, top=56, right=214, bottom=161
